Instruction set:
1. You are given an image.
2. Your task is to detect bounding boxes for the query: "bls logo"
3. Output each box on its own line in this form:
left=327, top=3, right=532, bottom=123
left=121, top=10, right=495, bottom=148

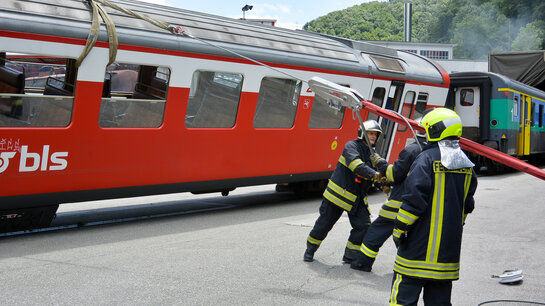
left=0, top=151, right=16, bottom=173
left=0, top=145, right=69, bottom=174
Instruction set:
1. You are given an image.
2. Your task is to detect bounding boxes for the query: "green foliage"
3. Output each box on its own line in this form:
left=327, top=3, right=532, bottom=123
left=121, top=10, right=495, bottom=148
left=452, top=1, right=511, bottom=59
left=304, top=2, right=405, bottom=41
left=303, top=0, right=545, bottom=59
left=512, top=21, right=545, bottom=51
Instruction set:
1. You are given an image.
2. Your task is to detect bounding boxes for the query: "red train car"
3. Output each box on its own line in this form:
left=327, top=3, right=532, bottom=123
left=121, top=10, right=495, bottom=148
left=0, top=0, right=450, bottom=232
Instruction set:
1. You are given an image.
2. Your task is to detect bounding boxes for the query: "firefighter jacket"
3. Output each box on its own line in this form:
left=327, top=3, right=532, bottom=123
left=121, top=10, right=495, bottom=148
left=375, top=139, right=425, bottom=220
left=392, top=142, right=477, bottom=281
left=323, top=139, right=377, bottom=213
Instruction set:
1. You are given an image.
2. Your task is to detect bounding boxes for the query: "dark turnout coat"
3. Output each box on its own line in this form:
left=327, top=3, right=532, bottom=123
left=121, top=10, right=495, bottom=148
left=375, top=139, right=425, bottom=220
left=323, top=139, right=377, bottom=213
left=393, top=142, right=478, bottom=281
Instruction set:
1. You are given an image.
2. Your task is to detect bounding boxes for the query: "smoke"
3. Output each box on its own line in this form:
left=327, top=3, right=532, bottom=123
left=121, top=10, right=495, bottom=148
left=452, top=0, right=538, bottom=59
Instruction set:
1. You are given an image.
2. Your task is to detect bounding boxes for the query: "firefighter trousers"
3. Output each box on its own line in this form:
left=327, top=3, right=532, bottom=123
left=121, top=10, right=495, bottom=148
left=359, top=215, right=395, bottom=266
left=390, top=272, right=452, bottom=306
left=307, top=198, right=370, bottom=256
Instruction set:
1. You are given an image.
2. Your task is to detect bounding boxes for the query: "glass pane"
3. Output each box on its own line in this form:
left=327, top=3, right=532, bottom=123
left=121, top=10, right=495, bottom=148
left=460, top=89, right=474, bottom=106
left=539, top=105, right=543, bottom=127
left=531, top=102, right=536, bottom=126
left=369, top=55, right=405, bottom=73
left=368, top=87, right=385, bottom=121
left=253, top=77, right=301, bottom=128
left=309, top=94, right=346, bottom=129
left=413, top=93, right=429, bottom=119
left=397, top=91, right=416, bottom=132
left=513, top=96, right=519, bottom=118
left=99, top=98, right=165, bottom=128
left=100, top=63, right=169, bottom=128
left=309, top=84, right=347, bottom=129
left=0, top=94, right=73, bottom=127
left=185, top=71, right=243, bottom=128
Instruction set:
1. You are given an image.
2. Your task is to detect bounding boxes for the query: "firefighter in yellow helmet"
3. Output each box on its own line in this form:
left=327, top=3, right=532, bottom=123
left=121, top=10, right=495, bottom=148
left=351, top=118, right=427, bottom=273
left=389, top=108, right=478, bottom=305
left=304, top=120, right=383, bottom=263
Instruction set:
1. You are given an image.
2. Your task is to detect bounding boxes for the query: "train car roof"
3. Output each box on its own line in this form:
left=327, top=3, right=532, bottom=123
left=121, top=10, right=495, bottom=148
left=0, top=0, right=446, bottom=85
left=451, top=71, right=545, bottom=101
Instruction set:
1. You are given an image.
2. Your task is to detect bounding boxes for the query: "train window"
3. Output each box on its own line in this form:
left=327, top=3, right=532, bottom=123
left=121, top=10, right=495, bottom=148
left=253, top=77, right=302, bottom=128
left=531, top=102, right=536, bottom=126
left=538, top=105, right=545, bottom=127
left=403, top=91, right=416, bottom=117
left=368, top=87, right=386, bottom=121
left=413, top=93, right=429, bottom=119
left=309, top=84, right=347, bottom=129
left=185, top=70, right=243, bottom=128
left=513, top=96, right=519, bottom=119
left=99, top=63, right=168, bottom=128
left=0, top=52, right=75, bottom=127
left=460, top=89, right=474, bottom=106
left=396, top=91, right=416, bottom=132
left=368, top=55, right=406, bottom=74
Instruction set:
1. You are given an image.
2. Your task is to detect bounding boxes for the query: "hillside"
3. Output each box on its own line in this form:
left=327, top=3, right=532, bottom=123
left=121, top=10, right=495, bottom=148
left=303, top=0, right=545, bottom=60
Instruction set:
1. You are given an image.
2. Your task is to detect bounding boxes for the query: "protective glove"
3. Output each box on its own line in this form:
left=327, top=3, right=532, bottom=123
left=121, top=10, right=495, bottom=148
left=371, top=173, right=390, bottom=194
left=372, top=171, right=382, bottom=182
left=369, top=153, right=386, bottom=168
left=392, top=229, right=407, bottom=248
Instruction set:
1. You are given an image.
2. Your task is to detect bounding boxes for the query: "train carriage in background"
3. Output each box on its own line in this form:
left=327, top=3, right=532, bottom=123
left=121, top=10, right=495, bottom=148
left=0, top=0, right=450, bottom=233
left=447, top=71, right=545, bottom=172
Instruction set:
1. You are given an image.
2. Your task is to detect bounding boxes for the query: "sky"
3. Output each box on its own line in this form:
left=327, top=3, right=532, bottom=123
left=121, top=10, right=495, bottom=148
left=137, top=0, right=386, bottom=30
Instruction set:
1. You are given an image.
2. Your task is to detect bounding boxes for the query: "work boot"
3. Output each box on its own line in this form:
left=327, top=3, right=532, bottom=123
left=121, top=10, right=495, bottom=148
left=350, top=259, right=372, bottom=272
left=342, top=248, right=358, bottom=264
left=304, top=242, right=319, bottom=262
left=304, top=249, right=314, bottom=262
left=350, top=254, right=374, bottom=272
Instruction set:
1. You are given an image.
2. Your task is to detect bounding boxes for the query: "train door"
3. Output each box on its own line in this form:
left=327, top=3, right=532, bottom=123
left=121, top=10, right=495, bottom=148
left=454, top=86, right=480, bottom=128
left=387, top=90, right=417, bottom=161
left=517, top=95, right=531, bottom=156
left=374, top=80, right=405, bottom=159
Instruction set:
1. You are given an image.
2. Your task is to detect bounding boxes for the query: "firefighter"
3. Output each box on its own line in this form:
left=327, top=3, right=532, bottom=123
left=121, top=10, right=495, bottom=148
left=304, top=120, right=383, bottom=263
left=389, top=108, right=478, bottom=305
left=350, top=123, right=427, bottom=272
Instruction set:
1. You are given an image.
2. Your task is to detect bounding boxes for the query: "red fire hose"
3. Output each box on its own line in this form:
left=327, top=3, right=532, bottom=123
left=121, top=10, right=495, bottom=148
left=359, top=100, right=545, bottom=181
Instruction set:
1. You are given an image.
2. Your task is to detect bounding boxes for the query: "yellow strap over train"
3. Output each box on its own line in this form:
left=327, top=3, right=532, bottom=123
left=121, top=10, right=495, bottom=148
left=78, top=0, right=185, bottom=68
left=77, top=0, right=118, bottom=67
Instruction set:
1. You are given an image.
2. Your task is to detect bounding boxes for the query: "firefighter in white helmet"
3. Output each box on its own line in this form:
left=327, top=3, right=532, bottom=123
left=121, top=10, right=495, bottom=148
left=389, top=108, right=478, bottom=305
left=304, top=120, right=383, bottom=263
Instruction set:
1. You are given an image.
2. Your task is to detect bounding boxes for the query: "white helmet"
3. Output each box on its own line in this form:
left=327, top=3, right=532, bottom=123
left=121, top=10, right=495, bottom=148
left=358, top=120, right=382, bottom=140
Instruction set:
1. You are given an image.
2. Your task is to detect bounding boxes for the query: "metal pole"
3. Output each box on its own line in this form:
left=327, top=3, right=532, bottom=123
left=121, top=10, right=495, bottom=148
left=354, top=110, right=375, bottom=153
left=404, top=3, right=412, bottom=42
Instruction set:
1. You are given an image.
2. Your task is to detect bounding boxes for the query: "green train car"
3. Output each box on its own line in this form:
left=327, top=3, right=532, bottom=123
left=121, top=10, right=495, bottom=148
left=447, top=72, right=545, bottom=171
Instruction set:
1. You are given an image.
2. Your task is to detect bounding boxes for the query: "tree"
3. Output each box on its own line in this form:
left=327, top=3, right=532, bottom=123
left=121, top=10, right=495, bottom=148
left=512, top=21, right=545, bottom=51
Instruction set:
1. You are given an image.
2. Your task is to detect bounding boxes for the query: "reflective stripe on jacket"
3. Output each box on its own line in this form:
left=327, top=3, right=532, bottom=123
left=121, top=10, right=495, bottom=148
left=376, top=140, right=424, bottom=219
left=323, top=139, right=376, bottom=212
left=393, top=143, right=477, bottom=281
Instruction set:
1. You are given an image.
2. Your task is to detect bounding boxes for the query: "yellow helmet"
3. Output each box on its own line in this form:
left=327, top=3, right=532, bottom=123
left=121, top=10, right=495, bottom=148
left=421, top=108, right=462, bottom=141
